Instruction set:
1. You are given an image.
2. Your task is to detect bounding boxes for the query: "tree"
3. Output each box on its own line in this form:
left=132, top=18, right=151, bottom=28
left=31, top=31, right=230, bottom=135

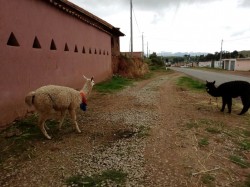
left=149, top=52, right=165, bottom=66
left=231, top=50, right=238, bottom=58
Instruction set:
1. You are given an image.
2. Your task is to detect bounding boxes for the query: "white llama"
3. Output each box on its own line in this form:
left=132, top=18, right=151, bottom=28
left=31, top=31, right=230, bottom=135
left=25, top=75, right=94, bottom=139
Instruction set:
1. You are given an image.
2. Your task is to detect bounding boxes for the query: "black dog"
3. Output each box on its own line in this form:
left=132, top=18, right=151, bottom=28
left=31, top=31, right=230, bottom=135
left=205, top=80, right=250, bottom=115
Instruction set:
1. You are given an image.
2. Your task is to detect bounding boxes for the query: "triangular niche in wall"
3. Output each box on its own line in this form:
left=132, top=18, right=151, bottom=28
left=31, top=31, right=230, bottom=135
left=7, top=32, right=20, bottom=46
left=64, top=43, right=69, bottom=51
left=50, top=39, right=57, bottom=50
left=33, top=36, right=41, bottom=48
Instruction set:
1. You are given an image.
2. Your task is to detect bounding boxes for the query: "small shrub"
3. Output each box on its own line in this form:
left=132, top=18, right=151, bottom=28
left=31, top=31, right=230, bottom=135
left=137, top=125, right=151, bottom=138
left=243, top=130, right=250, bottom=137
left=239, top=139, right=250, bottom=150
left=186, top=120, right=200, bottom=129
left=206, top=127, right=221, bottom=134
left=201, top=174, right=215, bottom=185
left=198, top=138, right=209, bottom=147
left=229, top=155, right=250, bottom=168
left=66, top=170, right=127, bottom=187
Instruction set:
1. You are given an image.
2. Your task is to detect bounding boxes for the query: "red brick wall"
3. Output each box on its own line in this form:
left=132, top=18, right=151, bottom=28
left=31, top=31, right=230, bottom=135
left=0, top=0, right=113, bottom=128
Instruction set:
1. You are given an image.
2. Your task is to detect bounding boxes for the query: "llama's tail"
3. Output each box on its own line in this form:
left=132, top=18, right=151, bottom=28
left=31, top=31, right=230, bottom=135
left=25, top=91, right=36, bottom=106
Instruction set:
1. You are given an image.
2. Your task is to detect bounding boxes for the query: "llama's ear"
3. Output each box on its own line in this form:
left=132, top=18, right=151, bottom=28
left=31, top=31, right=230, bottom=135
left=91, top=77, right=94, bottom=81
left=206, top=80, right=208, bottom=83
left=213, top=81, right=216, bottom=84
left=83, top=75, right=88, bottom=80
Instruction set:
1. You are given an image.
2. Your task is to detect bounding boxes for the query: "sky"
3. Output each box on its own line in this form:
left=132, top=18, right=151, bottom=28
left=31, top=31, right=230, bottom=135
left=70, top=0, right=250, bottom=54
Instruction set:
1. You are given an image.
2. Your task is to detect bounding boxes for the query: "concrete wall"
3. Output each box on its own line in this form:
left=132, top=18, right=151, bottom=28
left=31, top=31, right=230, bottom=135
left=235, top=58, right=250, bottom=71
left=0, top=0, right=113, bottom=128
left=198, top=61, right=211, bottom=67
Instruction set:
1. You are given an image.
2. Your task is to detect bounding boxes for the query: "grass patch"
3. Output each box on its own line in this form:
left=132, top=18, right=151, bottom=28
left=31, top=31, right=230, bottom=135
left=66, top=169, right=127, bottom=187
left=206, top=127, right=222, bottom=134
left=137, top=125, right=151, bottom=138
left=239, top=139, right=250, bottom=150
left=186, top=119, right=224, bottom=130
left=149, top=65, right=166, bottom=71
left=94, top=75, right=133, bottom=93
left=198, top=138, right=209, bottom=147
left=201, top=174, right=215, bottom=185
left=0, top=114, right=42, bottom=165
left=229, top=155, right=250, bottom=168
left=243, top=130, right=250, bottom=137
left=186, top=120, right=200, bottom=129
left=177, top=76, right=205, bottom=91
left=1, top=114, right=42, bottom=140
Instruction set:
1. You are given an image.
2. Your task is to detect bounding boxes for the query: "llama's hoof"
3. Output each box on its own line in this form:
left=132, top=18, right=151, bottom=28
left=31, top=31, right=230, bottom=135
left=46, top=136, right=52, bottom=140
left=77, top=130, right=81, bottom=133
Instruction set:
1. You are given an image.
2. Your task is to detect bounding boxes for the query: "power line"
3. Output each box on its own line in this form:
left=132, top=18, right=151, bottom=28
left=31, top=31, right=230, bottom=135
left=132, top=5, right=141, bottom=33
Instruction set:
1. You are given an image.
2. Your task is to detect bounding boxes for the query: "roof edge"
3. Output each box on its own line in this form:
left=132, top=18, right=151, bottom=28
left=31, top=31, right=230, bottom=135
left=46, top=0, right=125, bottom=36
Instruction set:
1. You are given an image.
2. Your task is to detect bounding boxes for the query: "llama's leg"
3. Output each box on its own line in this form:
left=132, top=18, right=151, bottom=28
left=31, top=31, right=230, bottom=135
left=239, top=96, right=250, bottom=115
left=44, top=124, right=49, bottom=130
left=58, top=110, right=66, bottom=130
left=221, top=97, right=226, bottom=112
left=38, top=115, right=51, bottom=139
left=227, top=98, right=232, bottom=113
left=69, top=109, right=81, bottom=133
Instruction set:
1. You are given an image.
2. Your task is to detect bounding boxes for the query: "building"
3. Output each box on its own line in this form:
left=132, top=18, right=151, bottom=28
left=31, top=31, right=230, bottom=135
left=0, top=0, right=124, bottom=129
left=199, top=58, right=250, bottom=71
left=198, top=61, right=212, bottom=67
left=222, top=59, right=237, bottom=71
left=224, top=58, right=250, bottom=71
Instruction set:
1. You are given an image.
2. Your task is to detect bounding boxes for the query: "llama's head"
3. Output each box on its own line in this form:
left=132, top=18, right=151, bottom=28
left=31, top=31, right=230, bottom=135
left=205, top=80, right=216, bottom=94
left=83, top=75, right=95, bottom=86
left=82, top=75, right=95, bottom=96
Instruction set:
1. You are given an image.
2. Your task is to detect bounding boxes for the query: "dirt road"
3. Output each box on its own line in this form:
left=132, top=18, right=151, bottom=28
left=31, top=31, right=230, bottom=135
left=1, top=70, right=250, bottom=186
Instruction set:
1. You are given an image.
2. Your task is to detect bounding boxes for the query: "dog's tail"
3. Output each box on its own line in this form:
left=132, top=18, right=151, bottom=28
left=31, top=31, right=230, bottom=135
left=25, top=91, right=36, bottom=106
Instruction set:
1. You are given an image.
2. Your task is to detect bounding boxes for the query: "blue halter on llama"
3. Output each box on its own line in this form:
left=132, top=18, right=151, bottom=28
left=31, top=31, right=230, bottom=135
left=205, top=80, right=250, bottom=115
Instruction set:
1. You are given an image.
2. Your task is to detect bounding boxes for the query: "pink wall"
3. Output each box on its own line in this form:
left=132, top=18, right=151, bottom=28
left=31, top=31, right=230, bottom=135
left=235, top=59, right=250, bottom=71
left=0, top=0, right=113, bottom=128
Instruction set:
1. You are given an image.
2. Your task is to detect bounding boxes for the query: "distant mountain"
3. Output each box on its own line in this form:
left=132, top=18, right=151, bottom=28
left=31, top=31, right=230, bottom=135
left=157, top=51, right=208, bottom=57
left=239, top=50, right=250, bottom=57
left=158, top=50, right=250, bottom=57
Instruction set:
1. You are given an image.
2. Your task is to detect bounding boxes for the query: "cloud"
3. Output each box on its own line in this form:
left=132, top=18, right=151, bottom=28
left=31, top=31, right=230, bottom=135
left=71, top=0, right=220, bottom=14
left=238, top=0, right=250, bottom=7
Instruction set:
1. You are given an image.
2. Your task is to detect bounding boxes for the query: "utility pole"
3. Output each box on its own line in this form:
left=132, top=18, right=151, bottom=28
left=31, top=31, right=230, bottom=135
left=147, top=42, right=148, bottom=58
left=142, top=32, right=144, bottom=59
left=220, top=39, right=223, bottom=69
left=130, top=0, right=133, bottom=56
